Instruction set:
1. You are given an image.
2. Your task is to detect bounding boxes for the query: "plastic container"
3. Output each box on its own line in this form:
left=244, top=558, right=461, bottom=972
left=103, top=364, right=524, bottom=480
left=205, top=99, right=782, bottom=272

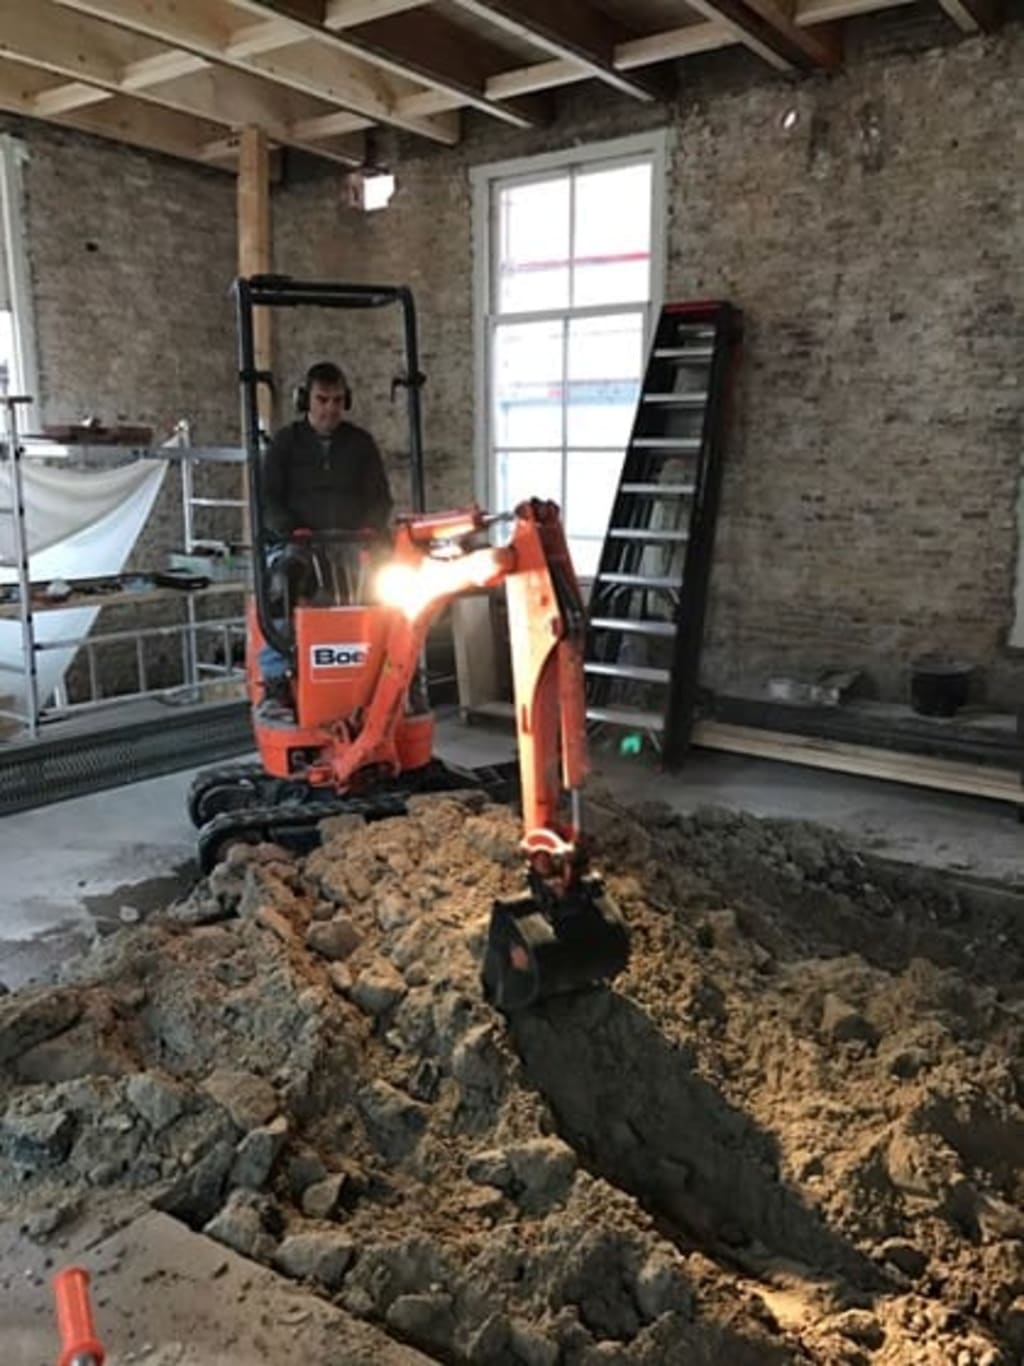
left=909, top=658, right=973, bottom=717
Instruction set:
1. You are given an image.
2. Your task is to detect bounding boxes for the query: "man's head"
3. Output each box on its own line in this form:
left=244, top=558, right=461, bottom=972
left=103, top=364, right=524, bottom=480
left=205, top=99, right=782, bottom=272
left=302, top=360, right=351, bottom=436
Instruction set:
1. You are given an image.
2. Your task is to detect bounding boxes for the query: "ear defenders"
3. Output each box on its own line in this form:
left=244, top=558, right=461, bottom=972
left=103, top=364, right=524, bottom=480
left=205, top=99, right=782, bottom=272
left=294, top=363, right=352, bottom=415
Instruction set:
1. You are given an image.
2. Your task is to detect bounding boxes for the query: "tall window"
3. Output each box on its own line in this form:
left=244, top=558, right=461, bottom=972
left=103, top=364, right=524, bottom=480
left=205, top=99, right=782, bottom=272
left=473, top=134, right=666, bottom=576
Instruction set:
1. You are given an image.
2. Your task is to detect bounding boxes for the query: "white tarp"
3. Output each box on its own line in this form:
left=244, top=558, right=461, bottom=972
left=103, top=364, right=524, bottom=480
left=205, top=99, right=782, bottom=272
left=0, top=459, right=168, bottom=708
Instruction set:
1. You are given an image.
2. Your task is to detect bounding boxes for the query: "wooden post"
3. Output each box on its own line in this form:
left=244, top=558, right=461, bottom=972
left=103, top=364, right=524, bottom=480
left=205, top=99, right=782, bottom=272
left=237, top=125, right=272, bottom=543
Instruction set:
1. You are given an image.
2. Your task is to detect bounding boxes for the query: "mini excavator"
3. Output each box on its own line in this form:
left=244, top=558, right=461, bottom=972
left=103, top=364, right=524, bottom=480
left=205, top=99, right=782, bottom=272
left=188, top=277, right=628, bottom=1011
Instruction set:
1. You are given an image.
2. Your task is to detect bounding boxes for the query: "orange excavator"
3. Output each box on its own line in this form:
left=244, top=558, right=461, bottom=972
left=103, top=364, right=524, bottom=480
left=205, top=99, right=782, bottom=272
left=188, top=278, right=628, bottom=1011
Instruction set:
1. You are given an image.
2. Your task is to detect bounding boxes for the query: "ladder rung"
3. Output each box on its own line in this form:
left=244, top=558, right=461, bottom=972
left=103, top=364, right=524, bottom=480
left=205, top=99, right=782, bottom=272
left=585, top=661, right=671, bottom=685
left=587, top=705, right=665, bottom=732
left=632, top=437, right=702, bottom=452
left=642, top=393, right=708, bottom=406
left=620, top=483, right=695, bottom=496
left=609, top=528, right=689, bottom=543
left=596, top=572, right=678, bottom=590
left=653, top=347, right=714, bottom=362
left=190, top=498, right=248, bottom=508
left=0, top=506, right=13, bottom=515
left=589, top=618, right=675, bottom=638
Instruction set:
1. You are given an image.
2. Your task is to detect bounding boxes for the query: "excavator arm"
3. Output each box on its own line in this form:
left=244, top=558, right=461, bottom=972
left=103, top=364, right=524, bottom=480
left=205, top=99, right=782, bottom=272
left=364, top=499, right=629, bottom=1010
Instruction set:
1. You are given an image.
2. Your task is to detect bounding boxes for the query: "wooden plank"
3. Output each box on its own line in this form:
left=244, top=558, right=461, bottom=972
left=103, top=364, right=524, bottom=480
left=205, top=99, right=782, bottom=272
left=230, top=0, right=545, bottom=127
left=691, top=720, right=1023, bottom=805
left=934, top=0, right=1002, bottom=31
left=52, top=0, right=462, bottom=144
left=238, top=124, right=272, bottom=543
left=445, top=0, right=662, bottom=100
left=0, top=58, right=229, bottom=169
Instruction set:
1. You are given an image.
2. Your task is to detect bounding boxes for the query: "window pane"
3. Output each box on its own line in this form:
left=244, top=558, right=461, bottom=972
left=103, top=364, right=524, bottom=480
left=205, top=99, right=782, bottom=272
left=493, top=320, right=564, bottom=450
left=496, top=449, right=563, bottom=515
left=573, top=162, right=652, bottom=307
left=497, top=176, right=570, bottom=314
left=566, top=313, right=643, bottom=448
left=568, top=537, right=604, bottom=580
left=565, top=448, right=623, bottom=544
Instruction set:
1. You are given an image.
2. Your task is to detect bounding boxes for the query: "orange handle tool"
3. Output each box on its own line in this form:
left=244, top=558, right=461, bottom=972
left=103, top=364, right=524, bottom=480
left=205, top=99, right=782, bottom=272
left=53, top=1267, right=105, bottom=1366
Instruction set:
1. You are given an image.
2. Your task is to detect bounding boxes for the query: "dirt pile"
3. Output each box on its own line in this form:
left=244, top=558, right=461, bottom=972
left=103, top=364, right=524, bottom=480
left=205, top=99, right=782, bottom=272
left=1, top=788, right=1022, bottom=1364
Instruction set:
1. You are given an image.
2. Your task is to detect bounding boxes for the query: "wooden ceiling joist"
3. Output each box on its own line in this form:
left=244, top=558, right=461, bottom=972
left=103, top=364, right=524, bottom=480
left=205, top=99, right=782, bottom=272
left=0, top=0, right=1001, bottom=171
left=935, top=0, right=1002, bottom=31
left=51, top=0, right=462, bottom=144
left=220, top=0, right=547, bottom=127
left=444, top=0, right=662, bottom=101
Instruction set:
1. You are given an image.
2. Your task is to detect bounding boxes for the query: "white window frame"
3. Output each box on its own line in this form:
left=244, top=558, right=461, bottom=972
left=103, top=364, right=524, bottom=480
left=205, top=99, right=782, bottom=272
left=0, top=135, right=39, bottom=425
left=470, top=131, right=669, bottom=529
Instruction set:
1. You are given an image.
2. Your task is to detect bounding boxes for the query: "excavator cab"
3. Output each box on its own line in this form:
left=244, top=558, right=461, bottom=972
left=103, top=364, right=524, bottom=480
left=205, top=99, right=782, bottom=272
left=189, top=276, right=629, bottom=1010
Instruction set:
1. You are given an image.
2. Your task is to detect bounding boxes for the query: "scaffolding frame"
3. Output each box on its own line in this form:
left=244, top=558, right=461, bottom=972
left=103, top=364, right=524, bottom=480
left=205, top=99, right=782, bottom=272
left=0, top=408, right=249, bottom=738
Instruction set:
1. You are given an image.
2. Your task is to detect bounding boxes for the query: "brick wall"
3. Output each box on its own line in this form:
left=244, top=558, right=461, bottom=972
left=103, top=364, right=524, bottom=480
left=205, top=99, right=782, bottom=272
left=273, top=6, right=1024, bottom=707
left=5, top=7, right=1022, bottom=709
left=2, top=118, right=244, bottom=698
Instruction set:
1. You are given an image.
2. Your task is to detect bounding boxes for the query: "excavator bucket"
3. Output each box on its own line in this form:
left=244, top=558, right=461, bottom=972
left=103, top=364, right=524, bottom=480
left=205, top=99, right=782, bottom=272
left=482, top=880, right=629, bottom=1012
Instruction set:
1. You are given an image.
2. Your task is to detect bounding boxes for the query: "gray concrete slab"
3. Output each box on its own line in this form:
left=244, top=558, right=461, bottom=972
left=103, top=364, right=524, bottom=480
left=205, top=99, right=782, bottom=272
left=2, top=1206, right=434, bottom=1365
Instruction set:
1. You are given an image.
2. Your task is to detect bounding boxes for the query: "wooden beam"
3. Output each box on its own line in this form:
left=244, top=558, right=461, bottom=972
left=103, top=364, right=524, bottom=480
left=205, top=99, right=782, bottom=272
left=934, top=0, right=1002, bottom=31
left=0, top=59, right=229, bottom=169
left=445, top=0, right=662, bottom=101
left=692, top=721, right=1023, bottom=805
left=228, top=0, right=547, bottom=127
left=324, top=0, right=431, bottom=23
left=51, top=0, right=462, bottom=144
left=684, top=0, right=840, bottom=70
left=238, top=126, right=272, bottom=532
left=344, top=9, right=550, bottom=127
left=2, top=1, right=370, bottom=164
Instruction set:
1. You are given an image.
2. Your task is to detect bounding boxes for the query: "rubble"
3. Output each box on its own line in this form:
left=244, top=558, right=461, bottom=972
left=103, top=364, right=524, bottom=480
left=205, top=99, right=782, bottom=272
left=0, top=789, right=1022, bottom=1364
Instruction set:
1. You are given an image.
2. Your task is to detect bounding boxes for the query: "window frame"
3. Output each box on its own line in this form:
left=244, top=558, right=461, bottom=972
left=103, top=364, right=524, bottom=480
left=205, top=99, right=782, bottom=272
left=0, top=135, right=39, bottom=426
left=471, top=131, right=669, bottom=552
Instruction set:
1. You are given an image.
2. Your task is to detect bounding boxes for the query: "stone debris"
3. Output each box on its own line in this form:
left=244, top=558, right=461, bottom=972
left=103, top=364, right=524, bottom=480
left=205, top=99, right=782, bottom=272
left=0, top=789, right=1021, bottom=1364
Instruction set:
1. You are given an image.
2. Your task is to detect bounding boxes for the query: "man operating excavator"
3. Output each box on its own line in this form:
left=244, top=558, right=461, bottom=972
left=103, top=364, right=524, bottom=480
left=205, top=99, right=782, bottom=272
left=258, top=360, right=393, bottom=721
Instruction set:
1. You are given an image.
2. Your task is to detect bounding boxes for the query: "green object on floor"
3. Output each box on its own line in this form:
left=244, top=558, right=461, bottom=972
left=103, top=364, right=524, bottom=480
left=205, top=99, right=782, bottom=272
left=619, top=734, right=643, bottom=756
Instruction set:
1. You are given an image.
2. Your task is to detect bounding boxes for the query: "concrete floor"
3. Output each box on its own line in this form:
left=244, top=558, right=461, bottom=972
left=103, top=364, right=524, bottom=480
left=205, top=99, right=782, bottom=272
left=0, top=713, right=1021, bottom=991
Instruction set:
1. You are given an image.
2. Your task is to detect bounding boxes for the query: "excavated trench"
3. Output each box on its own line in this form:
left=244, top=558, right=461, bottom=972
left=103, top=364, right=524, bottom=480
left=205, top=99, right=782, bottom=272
left=1, top=787, right=1022, bottom=1365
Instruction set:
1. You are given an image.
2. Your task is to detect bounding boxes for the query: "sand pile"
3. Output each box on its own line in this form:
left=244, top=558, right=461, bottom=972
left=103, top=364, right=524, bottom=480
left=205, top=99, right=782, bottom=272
left=1, top=787, right=1021, bottom=1363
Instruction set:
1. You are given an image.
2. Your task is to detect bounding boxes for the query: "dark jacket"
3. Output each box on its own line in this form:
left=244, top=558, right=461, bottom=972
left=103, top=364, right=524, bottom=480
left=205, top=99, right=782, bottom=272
left=262, top=419, right=393, bottom=541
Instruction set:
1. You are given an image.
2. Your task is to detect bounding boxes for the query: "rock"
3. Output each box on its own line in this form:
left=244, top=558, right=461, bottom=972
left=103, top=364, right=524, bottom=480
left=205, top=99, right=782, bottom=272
left=832, top=1309, right=885, bottom=1349
left=878, top=1239, right=927, bottom=1278
left=386, top=1292, right=456, bottom=1351
left=508, top=1321, right=560, bottom=1366
left=24, top=1198, right=79, bottom=1239
left=287, top=1147, right=328, bottom=1201
left=274, top=1231, right=354, bottom=1290
left=633, top=1251, right=694, bottom=1322
left=14, top=1028, right=135, bottom=1084
left=203, top=1189, right=277, bottom=1262
left=231, top=1116, right=288, bottom=1189
left=465, top=1312, right=512, bottom=1360
left=126, top=1071, right=188, bottom=1132
left=358, top=1081, right=428, bottom=1160
left=156, top=1139, right=235, bottom=1228
left=451, top=1023, right=507, bottom=1105
left=202, top=1068, right=278, bottom=1131
left=350, top=960, right=407, bottom=1017
left=1, top=1108, right=75, bottom=1168
left=301, top=1172, right=348, bottom=1220
left=819, top=994, right=878, bottom=1046
left=466, top=1139, right=575, bottom=1212
left=319, top=813, right=367, bottom=843
left=466, top=1148, right=513, bottom=1189
left=327, top=962, right=354, bottom=995
left=1002, top=1297, right=1024, bottom=1352
left=376, top=893, right=407, bottom=932
left=343, top=1237, right=451, bottom=1316
left=0, top=988, right=82, bottom=1065
left=975, top=1191, right=1024, bottom=1242
left=305, top=916, right=362, bottom=962
left=254, top=905, right=295, bottom=943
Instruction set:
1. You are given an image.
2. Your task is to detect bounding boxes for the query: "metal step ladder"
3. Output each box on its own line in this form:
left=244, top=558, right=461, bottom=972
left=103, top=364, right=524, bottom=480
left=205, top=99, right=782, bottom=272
left=584, top=300, right=742, bottom=766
